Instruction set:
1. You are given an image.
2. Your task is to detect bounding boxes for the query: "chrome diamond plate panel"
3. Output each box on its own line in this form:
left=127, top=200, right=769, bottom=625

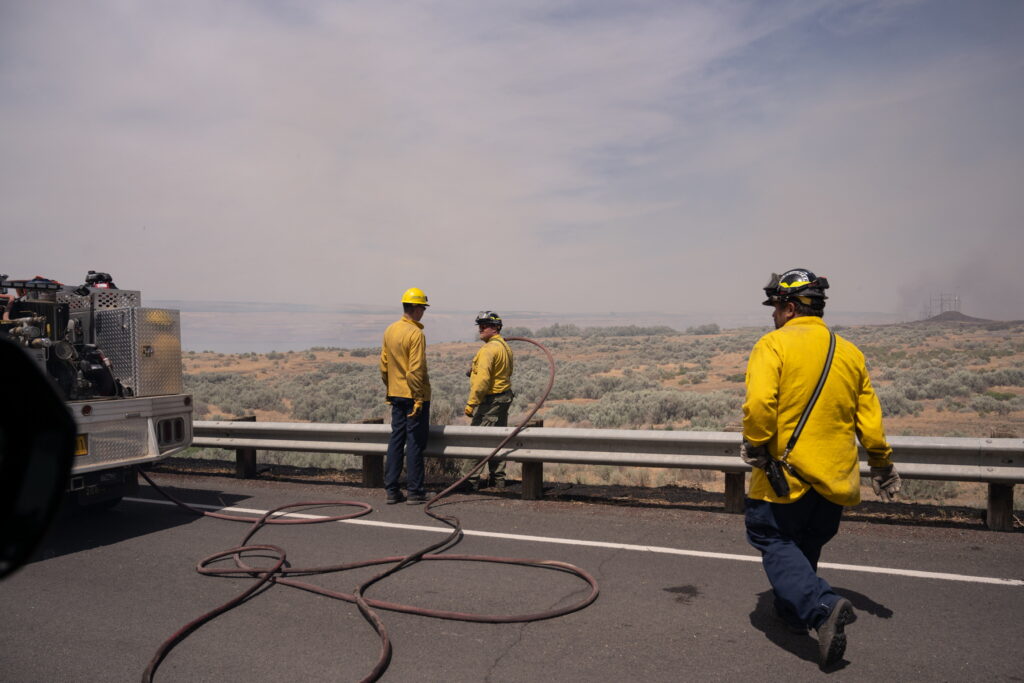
left=94, top=308, right=137, bottom=389
left=94, top=308, right=182, bottom=396
left=70, top=395, right=193, bottom=473
left=75, top=418, right=150, bottom=468
left=137, top=308, right=183, bottom=395
left=58, top=289, right=141, bottom=312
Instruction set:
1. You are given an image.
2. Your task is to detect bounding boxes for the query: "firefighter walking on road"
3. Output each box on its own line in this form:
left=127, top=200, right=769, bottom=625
left=464, top=311, right=514, bottom=490
left=380, top=287, right=432, bottom=505
left=740, top=269, right=901, bottom=670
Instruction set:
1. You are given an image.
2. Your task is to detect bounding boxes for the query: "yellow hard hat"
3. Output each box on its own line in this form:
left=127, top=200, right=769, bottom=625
left=401, top=287, right=429, bottom=306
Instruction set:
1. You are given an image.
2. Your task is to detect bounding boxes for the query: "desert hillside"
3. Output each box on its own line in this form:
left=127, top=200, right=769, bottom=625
left=183, top=320, right=1024, bottom=439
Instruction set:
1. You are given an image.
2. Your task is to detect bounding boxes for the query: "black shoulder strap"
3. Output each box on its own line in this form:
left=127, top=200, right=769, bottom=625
left=497, top=337, right=513, bottom=375
left=784, top=329, right=836, bottom=454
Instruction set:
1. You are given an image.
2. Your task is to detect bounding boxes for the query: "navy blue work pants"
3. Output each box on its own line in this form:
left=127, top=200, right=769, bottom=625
left=385, top=398, right=429, bottom=496
left=744, top=487, right=843, bottom=629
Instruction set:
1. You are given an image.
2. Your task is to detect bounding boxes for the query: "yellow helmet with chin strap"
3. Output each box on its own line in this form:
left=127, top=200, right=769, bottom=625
left=401, top=287, right=429, bottom=306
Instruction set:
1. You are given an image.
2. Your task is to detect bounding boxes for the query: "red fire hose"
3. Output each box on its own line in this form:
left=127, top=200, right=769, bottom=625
left=140, top=337, right=598, bottom=682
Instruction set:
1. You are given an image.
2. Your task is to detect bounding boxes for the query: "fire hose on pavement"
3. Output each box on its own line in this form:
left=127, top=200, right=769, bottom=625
left=139, top=336, right=599, bottom=682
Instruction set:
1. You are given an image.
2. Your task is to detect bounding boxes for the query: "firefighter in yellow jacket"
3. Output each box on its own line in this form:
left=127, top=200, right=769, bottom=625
left=380, top=287, right=432, bottom=505
left=464, top=311, right=513, bottom=490
left=741, top=269, right=901, bottom=670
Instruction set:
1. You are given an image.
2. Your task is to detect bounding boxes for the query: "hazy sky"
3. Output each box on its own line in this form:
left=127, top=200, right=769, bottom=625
left=2, top=0, right=1022, bottom=322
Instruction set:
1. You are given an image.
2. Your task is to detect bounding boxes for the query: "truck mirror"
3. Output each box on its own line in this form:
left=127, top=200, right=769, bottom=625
left=0, top=336, right=76, bottom=580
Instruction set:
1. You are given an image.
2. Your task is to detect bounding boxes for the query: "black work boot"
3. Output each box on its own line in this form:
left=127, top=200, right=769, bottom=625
left=816, top=598, right=856, bottom=669
left=386, top=492, right=406, bottom=505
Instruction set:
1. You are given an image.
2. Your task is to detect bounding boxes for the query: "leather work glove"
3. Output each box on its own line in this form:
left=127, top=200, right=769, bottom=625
left=407, top=400, right=423, bottom=418
left=464, top=404, right=475, bottom=418
left=870, top=465, right=902, bottom=502
left=740, top=440, right=770, bottom=469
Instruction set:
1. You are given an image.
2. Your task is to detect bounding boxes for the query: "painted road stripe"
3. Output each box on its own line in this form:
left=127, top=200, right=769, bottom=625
left=127, top=496, right=1024, bottom=587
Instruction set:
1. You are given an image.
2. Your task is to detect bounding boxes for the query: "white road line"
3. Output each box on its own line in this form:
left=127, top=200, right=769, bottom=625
left=126, top=496, right=1024, bottom=587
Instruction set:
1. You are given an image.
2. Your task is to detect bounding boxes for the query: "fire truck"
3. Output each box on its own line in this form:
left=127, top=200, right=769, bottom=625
left=1, top=272, right=193, bottom=509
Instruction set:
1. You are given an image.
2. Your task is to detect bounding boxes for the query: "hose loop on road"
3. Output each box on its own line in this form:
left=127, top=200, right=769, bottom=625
left=140, top=336, right=598, bottom=683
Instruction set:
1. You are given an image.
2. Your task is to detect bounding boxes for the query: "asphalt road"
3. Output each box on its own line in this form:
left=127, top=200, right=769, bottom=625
left=2, top=473, right=1022, bottom=682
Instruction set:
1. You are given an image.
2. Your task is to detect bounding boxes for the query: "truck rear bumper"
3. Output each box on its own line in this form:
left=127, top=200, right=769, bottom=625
left=69, top=394, right=193, bottom=475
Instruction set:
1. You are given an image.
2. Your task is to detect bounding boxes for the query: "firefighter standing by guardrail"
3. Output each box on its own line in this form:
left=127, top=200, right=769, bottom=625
left=464, top=311, right=514, bottom=490
left=740, top=268, right=902, bottom=670
left=380, top=287, right=432, bottom=505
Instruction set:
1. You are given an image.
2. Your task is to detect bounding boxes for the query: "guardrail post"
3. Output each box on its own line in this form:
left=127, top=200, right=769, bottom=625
left=519, top=420, right=543, bottom=500
left=986, top=483, right=1014, bottom=532
left=233, top=416, right=257, bottom=479
left=724, top=472, right=746, bottom=513
left=521, top=463, right=543, bottom=500
left=360, top=417, right=385, bottom=488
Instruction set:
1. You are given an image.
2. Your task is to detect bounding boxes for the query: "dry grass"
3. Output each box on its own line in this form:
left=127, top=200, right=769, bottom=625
left=180, top=320, right=1024, bottom=512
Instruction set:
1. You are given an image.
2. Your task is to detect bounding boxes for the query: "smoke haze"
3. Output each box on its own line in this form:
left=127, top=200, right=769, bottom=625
left=3, top=1, right=1022, bottom=326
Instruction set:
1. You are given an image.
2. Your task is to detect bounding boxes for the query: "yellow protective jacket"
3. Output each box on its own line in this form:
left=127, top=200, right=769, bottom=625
left=743, top=316, right=892, bottom=506
left=380, top=317, right=431, bottom=401
left=466, top=334, right=513, bottom=406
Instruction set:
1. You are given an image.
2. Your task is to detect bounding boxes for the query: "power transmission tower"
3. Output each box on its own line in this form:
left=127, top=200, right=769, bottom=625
left=928, top=293, right=961, bottom=317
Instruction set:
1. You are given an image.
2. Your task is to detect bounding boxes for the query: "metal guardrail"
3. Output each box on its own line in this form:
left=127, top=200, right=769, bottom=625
left=190, top=421, right=1023, bottom=530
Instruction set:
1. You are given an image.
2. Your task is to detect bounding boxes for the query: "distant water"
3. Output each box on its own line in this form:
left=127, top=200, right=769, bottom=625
left=154, top=300, right=904, bottom=353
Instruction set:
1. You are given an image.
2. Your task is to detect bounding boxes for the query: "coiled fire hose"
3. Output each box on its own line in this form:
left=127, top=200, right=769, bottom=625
left=139, top=336, right=599, bottom=682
